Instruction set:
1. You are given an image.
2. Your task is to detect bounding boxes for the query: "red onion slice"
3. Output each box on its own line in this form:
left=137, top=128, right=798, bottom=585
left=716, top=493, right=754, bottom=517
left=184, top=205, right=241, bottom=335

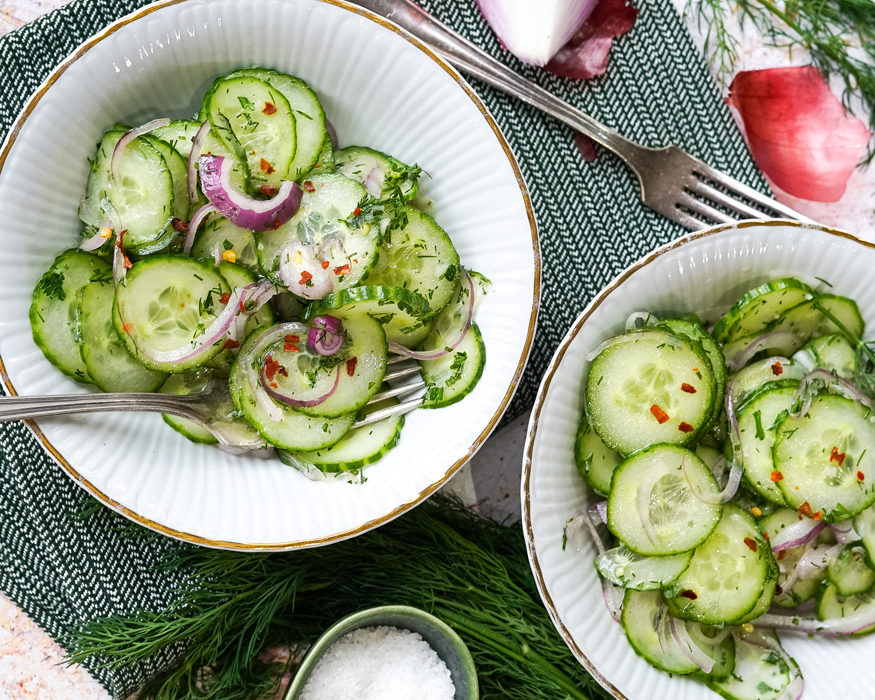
left=112, top=232, right=129, bottom=285
left=562, top=512, right=606, bottom=556
left=276, top=241, right=335, bottom=300
left=184, top=203, right=217, bottom=255
left=79, top=227, right=113, bottom=252
left=669, top=617, right=714, bottom=674
left=388, top=270, right=476, bottom=361
left=789, top=369, right=875, bottom=419
left=363, top=167, right=385, bottom=197
left=795, top=542, right=843, bottom=580
left=308, top=316, right=344, bottom=356
left=325, top=119, right=339, bottom=150
left=601, top=579, right=624, bottom=622
left=770, top=517, right=826, bottom=552
left=829, top=521, right=861, bottom=545
left=188, top=120, right=211, bottom=203
left=680, top=453, right=741, bottom=504
left=727, top=330, right=801, bottom=372
left=624, top=310, right=659, bottom=331
left=199, top=154, right=302, bottom=232
left=261, top=364, right=340, bottom=409
left=110, top=118, right=171, bottom=183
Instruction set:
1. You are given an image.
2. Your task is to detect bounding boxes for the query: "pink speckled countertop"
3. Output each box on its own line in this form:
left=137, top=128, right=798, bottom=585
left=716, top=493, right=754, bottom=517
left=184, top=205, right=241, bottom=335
left=0, top=1, right=871, bottom=697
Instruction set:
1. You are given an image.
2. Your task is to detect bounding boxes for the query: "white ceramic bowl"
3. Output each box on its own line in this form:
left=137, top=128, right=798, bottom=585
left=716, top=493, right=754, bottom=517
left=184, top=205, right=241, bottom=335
left=522, top=220, right=875, bottom=699
left=0, top=0, right=538, bottom=549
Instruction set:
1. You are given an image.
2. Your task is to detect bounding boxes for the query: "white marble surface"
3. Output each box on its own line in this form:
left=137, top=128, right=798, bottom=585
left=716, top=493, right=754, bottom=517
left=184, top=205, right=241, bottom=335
left=0, top=0, right=871, bottom=697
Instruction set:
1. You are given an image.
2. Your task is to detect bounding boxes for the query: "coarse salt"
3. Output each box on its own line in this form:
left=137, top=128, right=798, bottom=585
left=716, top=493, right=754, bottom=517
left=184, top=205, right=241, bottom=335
left=299, top=624, right=456, bottom=700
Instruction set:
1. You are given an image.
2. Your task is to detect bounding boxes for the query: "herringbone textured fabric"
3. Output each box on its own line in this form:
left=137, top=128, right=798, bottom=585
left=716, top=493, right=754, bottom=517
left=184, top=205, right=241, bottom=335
left=0, top=0, right=768, bottom=696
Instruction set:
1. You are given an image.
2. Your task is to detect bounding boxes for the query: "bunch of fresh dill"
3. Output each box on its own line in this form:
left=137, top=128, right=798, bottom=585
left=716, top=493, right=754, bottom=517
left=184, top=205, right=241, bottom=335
left=687, top=0, right=875, bottom=159
left=65, top=495, right=611, bottom=700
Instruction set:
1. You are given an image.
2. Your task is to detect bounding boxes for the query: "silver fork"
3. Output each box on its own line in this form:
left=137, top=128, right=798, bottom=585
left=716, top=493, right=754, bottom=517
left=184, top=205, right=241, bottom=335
left=355, top=0, right=809, bottom=230
left=0, top=357, right=425, bottom=451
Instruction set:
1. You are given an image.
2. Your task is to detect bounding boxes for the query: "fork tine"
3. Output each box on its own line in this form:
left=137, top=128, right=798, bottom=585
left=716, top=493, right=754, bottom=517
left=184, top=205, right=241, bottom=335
left=369, top=379, right=426, bottom=403
left=669, top=207, right=713, bottom=232
left=676, top=192, right=736, bottom=226
left=686, top=179, right=770, bottom=220
left=692, top=162, right=811, bottom=221
left=353, top=396, right=422, bottom=430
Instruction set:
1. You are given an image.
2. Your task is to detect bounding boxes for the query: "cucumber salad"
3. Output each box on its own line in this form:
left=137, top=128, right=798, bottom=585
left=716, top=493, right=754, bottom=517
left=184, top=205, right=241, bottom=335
left=29, top=68, right=488, bottom=479
left=570, top=277, right=875, bottom=699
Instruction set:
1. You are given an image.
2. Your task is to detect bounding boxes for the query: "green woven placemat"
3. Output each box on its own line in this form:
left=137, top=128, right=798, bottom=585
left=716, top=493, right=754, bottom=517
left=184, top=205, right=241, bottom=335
left=0, top=0, right=768, bottom=697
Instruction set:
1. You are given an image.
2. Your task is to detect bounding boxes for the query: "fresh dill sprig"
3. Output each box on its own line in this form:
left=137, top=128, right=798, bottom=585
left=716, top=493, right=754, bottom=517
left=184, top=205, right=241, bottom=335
left=64, top=495, right=610, bottom=700
left=687, top=0, right=875, bottom=160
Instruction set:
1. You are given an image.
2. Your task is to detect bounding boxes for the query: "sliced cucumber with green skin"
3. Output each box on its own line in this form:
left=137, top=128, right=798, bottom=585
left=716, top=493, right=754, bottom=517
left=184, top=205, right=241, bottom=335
left=855, top=504, right=875, bottom=568
left=191, top=214, right=259, bottom=271
left=760, top=507, right=829, bottom=607
left=722, top=333, right=801, bottom=370
left=305, top=285, right=432, bottom=346
left=30, top=249, right=112, bottom=383
left=666, top=505, right=775, bottom=625
left=312, top=135, right=335, bottom=174
left=772, top=293, right=864, bottom=345
left=159, top=368, right=219, bottom=444
left=595, top=545, right=692, bottom=590
left=365, top=206, right=459, bottom=318
left=228, top=68, right=327, bottom=181
left=816, top=581, right=875, bottom=635
left=264, top=313, right=386, bottom=418
left=334, top=146, right=419, bottom=200
left=144, top=134, right=190, bottom=221
left=78, top=280, right=167, bottom=392
left=574, top=413, right=622, bottom=496
left=229, top=324, right=354, bottom=450
left=713, top=278, right=814, bottom=344
left=202, top=75, right=296, bottom=190
left=586, top=329, right=716, bottom=455
left=278, top=395, right=404, bottom=474
left=419, top=323, right=484, bottom=409
left=773, top=394, right=875, bottom=521
left=735, top=382, right=798, bottom=506
left=79, top=129, right=175, bottom=254
left=621, top=589, right=699, bottom=675
left=728, top=356, right=803, bottom=409
left=607, top=444, right=723, bottom=556
left=798, top=332, right=857, bottom=377
left=113, top=255, right=230, bottom=373
left=828, top=545, right=875, bottom=596
left=151, top=119, right=201, bottom=160
left=705, top=630, right=799, bottom=700
left=257, top=173, right=378, bottom=292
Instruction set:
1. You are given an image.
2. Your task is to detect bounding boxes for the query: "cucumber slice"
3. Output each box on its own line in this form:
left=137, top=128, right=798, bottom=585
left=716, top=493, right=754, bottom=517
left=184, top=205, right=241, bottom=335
left=816, top=581, right=875, bottom=635
left=191, top=214, right=259, bottom=271
left=705, top=630, right=800, bottom=700
left=595, top=545, right=692, bottom=590
left=278, top=396, right=404, bottom=474
left=256, top=173, right=378, bottom=292
left=666, top=505, right=775, bottom=625
left=713, top=278, right=814, bottom=344
left=228, top=68, right=327, bottom=181
left=621, top=589, right=698, bottom=675
left=365, top=206, right=459, bottom=317
left=607, top=445, right=723, bottom=556
left=799, top=333, right=857, bottom=377
left=722, top=333, right=801, bottom=369
left=263, top=313, right=386, bottom=418
left=203, top=75, right=296, bottom=189
left=144, top=134, right=189, bottom=221
left=585, top=329, right=717, bottom=454
left=229, top=324, right=354, bottom=451
left=313, top=134, right=335, bottom=174
left=151, top=119, right=201, bottom=160
left=113, top=255, right=230, bottom=373
left=335, top=145, right=419, bottom=200
left=828, top=545, right=875, bottom=596
left=855, top=504, right=875, bottom=568
left=774, top=394, right=875, bottom=521
left=760, top=507, right=829, bottom=607
left=305, top=285, right=432, bottom=346
left=735, top=382, right=798, bottom=506
left=574, top=413, right=622, bottom=496
left=420, top=324, right=484, bottom=409
left=773, top=293, right=864, bottom=345
left=158, top=369, right=218, bottom=444
left=78, top=280, right=167, bottom=392
left=728, top=356, right=804, bottom=409
left=30, top=249, right=112, bottom=383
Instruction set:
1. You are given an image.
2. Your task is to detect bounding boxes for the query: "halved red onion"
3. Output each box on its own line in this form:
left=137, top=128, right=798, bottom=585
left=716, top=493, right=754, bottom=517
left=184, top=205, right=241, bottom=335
left=388, top=270, right=476, bottom=361
left=199, top=154, right=302, bottom=232
left=110, top=118, right=171, bottom=183
left=184, top=203, right=217, bottom=255
left=79, top=226, right=113, bottom=252
left=789, top=369, right=875, bottom=419
left=669, top=617, right=714, bottom=674
left=261, top=364, right=340, bottom=409
left=796, top=542, right=844, bottom=580
left=308, top=316, right=344, bottom=356
left=770, top=517, right=826, bottom=552
left=276, top=241, right=335, bottom=300
left=727, top=330, right=801, bottom=372
left=188, top=120, right=211, bottom=203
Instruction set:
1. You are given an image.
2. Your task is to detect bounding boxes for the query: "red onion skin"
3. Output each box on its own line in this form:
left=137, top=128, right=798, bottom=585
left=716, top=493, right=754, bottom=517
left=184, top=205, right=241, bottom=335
left=188, top=120, right=211, bottom=203
left=308, top=316, right=344, bottom=356
left=261, top=364, right=340, bottom=408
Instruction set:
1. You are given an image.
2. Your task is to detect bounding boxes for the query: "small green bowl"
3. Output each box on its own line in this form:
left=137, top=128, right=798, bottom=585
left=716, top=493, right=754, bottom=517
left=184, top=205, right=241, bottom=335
left=284, top=605, right=478, bottom=700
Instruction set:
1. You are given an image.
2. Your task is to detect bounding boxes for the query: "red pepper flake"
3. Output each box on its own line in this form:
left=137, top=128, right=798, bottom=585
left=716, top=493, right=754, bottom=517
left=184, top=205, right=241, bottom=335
left=763, top=531, right=769, bottom=541
left=650, top=404, right=669, bottom=424
left=829, top=446, right=847, bottom=467
left=219, top=292, right=231, bottom=305
left=262, top=101, right=277, bottom=115
left=123, top=256, right=132, bottom=269
left=346, top=357, right=358, bottom=377
left=678, top=422, right=694, bottom=433
left=858, top=471, right=866, bottom=482
left=271, top=219, right=283, bottom=230
left=223, top=338, right=240, bottom=350
left=679, top=589, right=698, bottom=600
left=692, top=368, right=699, bottom=373
left=277, top=366, right=288, bottom=378
left=264, top=355, right=279, bottom=382
left=770, top=470, right=784, bottom=482
left=259, top=184, right=278, bottom=197
left=333, top=264, right=350, bottom=276
left=121, top=322, right=134, bottom=333
left=680, top=383, right=697, bottom=394
left=353, top=207, right=362, bottom=216
left=270, top=382, right=278, bottom=388
left=798, top=501, right=813, bottom=517
left=283, top=343, right=300, bottom=352
left=260, top=158, right=275, bottom=174
left=239, top=300, right=246, bottom=313
left=299, top=270, right=313, bottom=286
left=321, top=260, right=330, bottom=269
left=813, top=510, right=823, bottom=521
left=172, top=217, right=188, bottom=232
left=743, top=537, right=758, bottom=552
left=303, top=180, right=315, bottom=193
left=777, top=549, right=786, bottom=561
left=284, top=334, right=300, bottom=343
left=771, top=361, right=784, bottom=376
left=353, top=258, right=359, bottom=264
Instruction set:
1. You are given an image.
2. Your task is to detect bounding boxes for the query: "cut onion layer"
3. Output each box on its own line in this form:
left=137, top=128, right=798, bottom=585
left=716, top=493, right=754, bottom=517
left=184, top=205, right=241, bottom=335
left=789, top=369, right=875, bottom=419
left=199, top=154, right=302, bottom=232
left=79, top=227, right=113, bottom=252
left=262, top=364, right=340, bottom=409
left=757, top=606, right=875, bottom=636
left=276, top=241, right=336, bottom=300
left=308, top=316, right=344, bottom=356
left=110, top=118, right=171, bottom=183
left=187, top=120, right=211, bottom=203
left=770, top=517, right=826, bottom=553
left=184, top=203, right=217, bottom=255
left=727, top=330, right=801, bottom=372
left=669, top=617, right=714, bottom=674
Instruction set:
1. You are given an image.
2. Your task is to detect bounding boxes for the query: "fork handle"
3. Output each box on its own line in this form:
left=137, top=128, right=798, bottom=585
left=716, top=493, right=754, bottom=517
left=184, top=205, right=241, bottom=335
left=0, top=393, right=200, bottom=422
left=355, top=0, right=645, bottom=164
